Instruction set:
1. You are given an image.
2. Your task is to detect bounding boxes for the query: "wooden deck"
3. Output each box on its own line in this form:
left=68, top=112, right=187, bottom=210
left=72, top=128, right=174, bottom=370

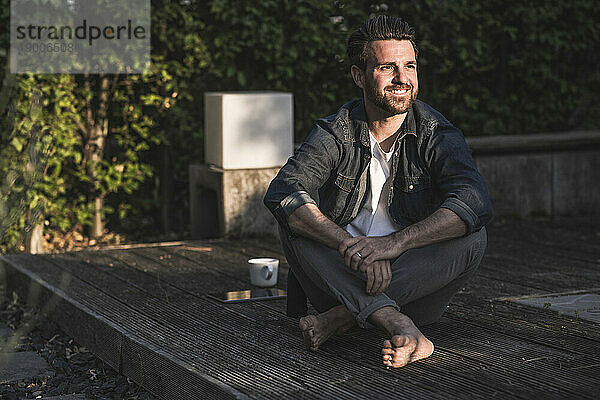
left=1, top=218, right=599, bottom=399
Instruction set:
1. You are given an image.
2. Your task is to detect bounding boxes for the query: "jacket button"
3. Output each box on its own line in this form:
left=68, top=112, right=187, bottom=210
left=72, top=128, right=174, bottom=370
left=409, top=184, right=414, bottom=190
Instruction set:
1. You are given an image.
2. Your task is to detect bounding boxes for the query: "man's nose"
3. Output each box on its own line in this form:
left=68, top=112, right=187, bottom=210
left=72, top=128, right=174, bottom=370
left=392, top=69, right=408, bottom=84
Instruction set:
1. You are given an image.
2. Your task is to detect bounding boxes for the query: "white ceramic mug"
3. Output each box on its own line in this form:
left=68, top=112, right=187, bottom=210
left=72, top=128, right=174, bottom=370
left=248, top=258, right=279, bottom=287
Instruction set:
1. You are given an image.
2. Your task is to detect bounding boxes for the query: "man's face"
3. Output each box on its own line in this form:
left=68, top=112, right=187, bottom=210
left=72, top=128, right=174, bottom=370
left=355, top=40, right=419, bottom=116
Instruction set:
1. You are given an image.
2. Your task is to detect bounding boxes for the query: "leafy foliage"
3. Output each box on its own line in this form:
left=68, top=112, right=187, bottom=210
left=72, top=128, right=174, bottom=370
left=1, top=0, right=599, bottom=252
left=0, top=73, right=80, bottom=252
left=194, top=0, right=600, bottom=139
left=0, top=0, right=205, bottom=252
left=395, top=0, right=600, bottom=135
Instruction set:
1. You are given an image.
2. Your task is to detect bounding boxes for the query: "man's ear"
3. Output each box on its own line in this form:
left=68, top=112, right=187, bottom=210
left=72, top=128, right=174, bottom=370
left=351, top=65, right=365, bottom=89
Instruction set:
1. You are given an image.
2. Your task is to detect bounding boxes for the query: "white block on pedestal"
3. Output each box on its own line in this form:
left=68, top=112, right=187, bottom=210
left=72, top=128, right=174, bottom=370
left=204, top=92, right=294, bottom=169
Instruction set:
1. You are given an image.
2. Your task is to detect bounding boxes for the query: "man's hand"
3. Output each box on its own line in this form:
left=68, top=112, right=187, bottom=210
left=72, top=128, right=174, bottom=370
left=339, top=235, right=403, bottom=269
left=360, top=259, right=392, bottom=295
left=339, top=209, right=468, bottom=271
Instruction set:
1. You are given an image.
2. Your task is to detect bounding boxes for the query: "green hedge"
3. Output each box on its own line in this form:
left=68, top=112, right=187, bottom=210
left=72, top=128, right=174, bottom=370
left=1, top=0, right=599, bottom=251
left=401, top=0, right=600, bottom=136
left=200, top=0, right=600, bottom=139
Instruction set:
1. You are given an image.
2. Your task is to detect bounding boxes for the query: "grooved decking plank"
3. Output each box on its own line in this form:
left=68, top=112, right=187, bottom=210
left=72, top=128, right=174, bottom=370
left=101, top=247, right=289, bottom=321
left=130, top=246, right=263, bottom=290
left=448, top=272, right=600, bottom=346
left=3, top=255, right=310, bottom=398
left=60, top=249, right=290, bottom=336
left=483, top=232, right=600, bottom=279
left=40, top=258, right=383, bottom=400
left=129, top=236, right=600, bottom=397
left=0, top=256, right=247, bottom=400
left=447, top=300, right=600, bottom=347
left=425, top=318, right=599, bottom=392
left=487, top=236, right=600, bottom=269
left=40, top=252, right=502, bottom=400
left=6, top=253, right=405, bottom=400
left=53, top=250, right=528, bottom=399
left=448, top=275, right=600, bottom=349
left=321, top=312, right=600, bottom=399
left=123, top=245, right=290, bottom=316
left=455, top=274, right=552, bottom=300
left=476, top=260, right=600, bottom=293
left=483, top=245, right=600, bottom=277
left=53, top=247, right=600, bottom=399
left=487, top=219, right=600, bottom=264
left=2, top=219, right=598, bottom=399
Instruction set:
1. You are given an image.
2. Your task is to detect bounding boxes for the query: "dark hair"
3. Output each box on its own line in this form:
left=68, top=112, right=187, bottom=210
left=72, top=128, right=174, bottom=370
left=347, top=15, right=417, bottom=70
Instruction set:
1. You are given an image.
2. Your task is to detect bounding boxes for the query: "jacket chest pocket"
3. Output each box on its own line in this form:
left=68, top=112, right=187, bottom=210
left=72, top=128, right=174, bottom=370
left=391, top=175, right=435, bottom=224
left=334, top=173, right=354, bottom=192
left=321, top=173, right=355, bottom=222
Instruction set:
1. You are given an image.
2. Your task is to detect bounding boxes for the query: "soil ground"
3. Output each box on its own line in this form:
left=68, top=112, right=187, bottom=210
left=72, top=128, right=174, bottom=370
left=0, top=282, right=159, bottom=400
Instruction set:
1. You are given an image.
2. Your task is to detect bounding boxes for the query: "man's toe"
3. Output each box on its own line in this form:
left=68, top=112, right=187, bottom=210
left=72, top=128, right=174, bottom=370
left=391, top=334, right=413, bottom=348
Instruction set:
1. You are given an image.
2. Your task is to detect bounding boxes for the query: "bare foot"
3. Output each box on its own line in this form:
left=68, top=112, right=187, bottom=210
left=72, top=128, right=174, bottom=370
left=382, top=333, right=434, bottom=368
left=370, top=307, right=434, bottom=368
left=298, top=305, right=355, bottom=351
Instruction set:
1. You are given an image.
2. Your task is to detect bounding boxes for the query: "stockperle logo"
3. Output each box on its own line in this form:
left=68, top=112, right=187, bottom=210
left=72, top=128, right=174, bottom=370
left=10, top=0, right=150, bottom=74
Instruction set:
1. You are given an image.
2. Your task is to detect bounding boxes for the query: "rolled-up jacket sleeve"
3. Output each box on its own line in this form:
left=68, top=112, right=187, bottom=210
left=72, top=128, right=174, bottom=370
left=264, top=123, right=340, bottom=232
left=426, top=127, right=494, bottom=234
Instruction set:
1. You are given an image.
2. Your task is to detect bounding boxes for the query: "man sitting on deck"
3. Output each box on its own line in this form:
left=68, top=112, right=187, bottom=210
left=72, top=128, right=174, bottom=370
left=264, top=15, right=493, bottom=368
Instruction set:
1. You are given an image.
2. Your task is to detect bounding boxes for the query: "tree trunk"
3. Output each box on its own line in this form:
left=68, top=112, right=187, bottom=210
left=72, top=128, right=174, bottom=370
left=0, top=71, right=16, bottom=117
left=158, top=20, right=174, bottom=234
left=160, top=146, right=174, bottom=233
left=24, top=210, right=46, bottom=254
left=83, top=75, right=110, bottom=239
left=87, top=116, right=106, bottom=238
left=24, top=222, right=45, bottom=254
left=91, top=196, right=104, bottom=238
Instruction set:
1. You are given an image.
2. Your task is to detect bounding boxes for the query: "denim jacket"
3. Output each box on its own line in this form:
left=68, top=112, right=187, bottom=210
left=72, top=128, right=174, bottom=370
left=264, top=99, right=493, bottom=236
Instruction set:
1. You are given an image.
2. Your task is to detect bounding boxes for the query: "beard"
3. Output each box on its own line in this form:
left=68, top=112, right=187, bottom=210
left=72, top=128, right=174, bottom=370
left=364, top=78, right=418, bottom=116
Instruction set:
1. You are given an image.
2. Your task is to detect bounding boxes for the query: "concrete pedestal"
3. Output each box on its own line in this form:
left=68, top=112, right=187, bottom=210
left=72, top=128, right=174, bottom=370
left=192, top=91, right=293, bottom=238
left=204, top=92, right=293, bottom=169
left=189, top=164, right=280, bottom=237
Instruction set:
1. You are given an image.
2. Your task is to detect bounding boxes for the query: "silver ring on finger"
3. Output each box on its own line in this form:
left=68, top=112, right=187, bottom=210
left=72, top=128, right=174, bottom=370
left=355, top=251, right=362, bottom=258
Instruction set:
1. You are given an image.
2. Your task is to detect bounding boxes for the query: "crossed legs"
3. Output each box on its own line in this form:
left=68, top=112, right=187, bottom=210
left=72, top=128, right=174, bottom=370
left=282, top=227, right=487, bottom=367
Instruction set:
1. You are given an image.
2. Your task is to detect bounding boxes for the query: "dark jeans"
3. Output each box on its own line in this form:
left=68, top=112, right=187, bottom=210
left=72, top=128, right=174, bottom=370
left=280, top=227, right=487, bottom=327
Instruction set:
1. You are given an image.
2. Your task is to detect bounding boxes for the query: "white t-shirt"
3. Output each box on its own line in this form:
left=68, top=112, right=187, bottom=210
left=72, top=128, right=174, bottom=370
left=345, top=133, right=400, bottom=237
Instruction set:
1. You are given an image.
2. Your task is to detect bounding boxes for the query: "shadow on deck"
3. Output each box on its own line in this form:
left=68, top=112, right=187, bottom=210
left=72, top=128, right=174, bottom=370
left=1, top=218, right=599, bottom=399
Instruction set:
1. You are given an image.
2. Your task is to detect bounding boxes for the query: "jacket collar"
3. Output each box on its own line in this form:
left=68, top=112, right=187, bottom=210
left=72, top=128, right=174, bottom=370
left=350, top=99, right=416, bottom=147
